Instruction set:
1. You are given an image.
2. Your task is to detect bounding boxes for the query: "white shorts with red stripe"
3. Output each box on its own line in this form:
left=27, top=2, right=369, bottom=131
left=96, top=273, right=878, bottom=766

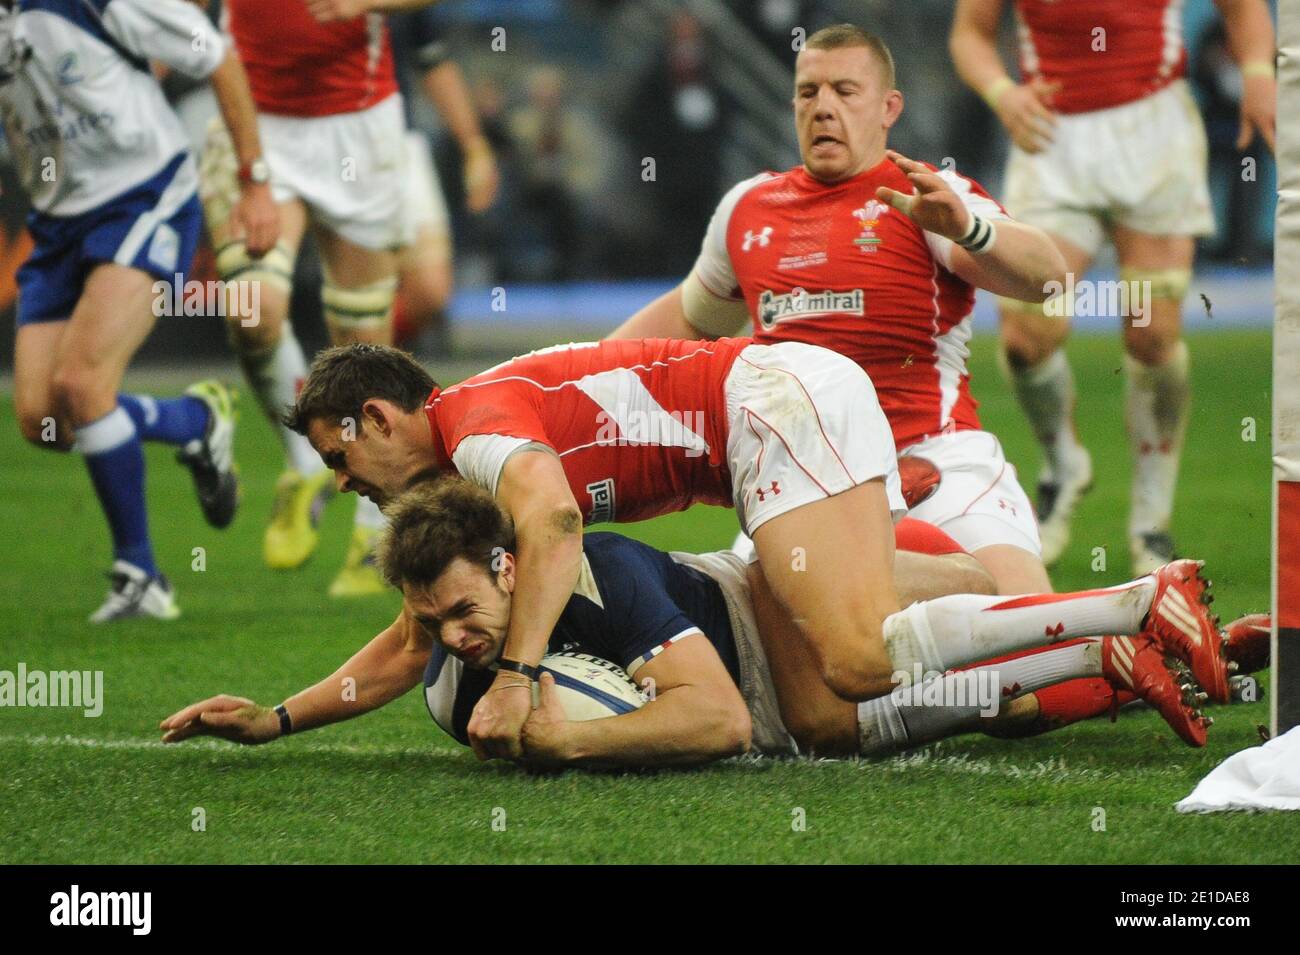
left=723, top=341, right=905, bottom=536
left=899, top=430, right=1041, bottom=557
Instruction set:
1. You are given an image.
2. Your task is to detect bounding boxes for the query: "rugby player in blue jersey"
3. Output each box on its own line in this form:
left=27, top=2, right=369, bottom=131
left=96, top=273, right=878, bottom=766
left=2, top=0, right=278, bottom=620
left=161, top=479, right=1238, bottom=764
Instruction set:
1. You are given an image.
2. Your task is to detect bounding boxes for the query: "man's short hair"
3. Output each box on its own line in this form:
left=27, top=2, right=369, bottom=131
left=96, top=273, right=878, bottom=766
left=377, top=478, right=516, bottom=590
left=804, top=23, right=896, bottom=90
left=284, top=343, right=437, bottom=435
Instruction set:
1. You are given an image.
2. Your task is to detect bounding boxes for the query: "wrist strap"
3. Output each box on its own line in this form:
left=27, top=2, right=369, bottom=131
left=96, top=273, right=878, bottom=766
left=496, top=658, right=540, bottom=681
left=956, top=213, right=997, bottom=254
left=274, top=703, right=293, bottom=737
left=981, top=76, right=1015, bottom=109
left=1242, top=60, right=1275, bottom=79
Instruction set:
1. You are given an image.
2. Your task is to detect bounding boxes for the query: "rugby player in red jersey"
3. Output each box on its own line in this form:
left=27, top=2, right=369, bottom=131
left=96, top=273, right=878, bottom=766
left=609, top=25, right=1065, bottom=598
left=198, top=0, right=444, bottom=596
left=163, top=482, right=1272, bottom=760
left=951, top=0, right=1276, bottom=571
left=283, top=340, right=1229, bottom=757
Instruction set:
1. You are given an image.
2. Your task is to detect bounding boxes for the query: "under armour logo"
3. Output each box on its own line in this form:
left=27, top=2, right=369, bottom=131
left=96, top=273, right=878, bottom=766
left=742, top=227, right=773, bottom=251
left=1045, top=622, right=1065, bottom=639
left=755, top=481, right=781, bottom=502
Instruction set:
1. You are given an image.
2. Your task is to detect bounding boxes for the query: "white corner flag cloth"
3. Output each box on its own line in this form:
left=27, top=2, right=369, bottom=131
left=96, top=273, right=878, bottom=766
left=1176, top=726, right=1300, bottom=813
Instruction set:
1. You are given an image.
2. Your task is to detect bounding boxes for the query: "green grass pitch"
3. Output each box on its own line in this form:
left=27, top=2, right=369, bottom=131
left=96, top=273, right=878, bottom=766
left=1, top=329, right=1294, bottom=864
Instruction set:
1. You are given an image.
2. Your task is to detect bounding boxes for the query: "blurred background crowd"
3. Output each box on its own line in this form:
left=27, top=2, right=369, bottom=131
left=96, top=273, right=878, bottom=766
left=0, top=0, right=1276, bottom=364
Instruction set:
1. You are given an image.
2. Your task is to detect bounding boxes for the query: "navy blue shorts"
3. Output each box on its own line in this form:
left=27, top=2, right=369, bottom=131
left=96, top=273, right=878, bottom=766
left=16, top=154, right=202, bottom=326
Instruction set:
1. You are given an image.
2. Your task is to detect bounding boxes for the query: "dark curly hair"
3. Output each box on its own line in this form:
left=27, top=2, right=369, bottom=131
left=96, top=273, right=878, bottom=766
left=376, top=478, right=516, bottom=590
left=284, top=343, right=437, bottom=435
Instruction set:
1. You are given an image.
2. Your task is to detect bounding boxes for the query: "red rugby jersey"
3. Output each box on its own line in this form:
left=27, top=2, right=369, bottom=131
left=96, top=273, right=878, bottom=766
left=223, top=0, right=398, bottom=117
left=425, top=339, right=753, bottom=525
left=1014, top=0, right=1186, bottom=114
left=695, top=158, right=1006, bottom=451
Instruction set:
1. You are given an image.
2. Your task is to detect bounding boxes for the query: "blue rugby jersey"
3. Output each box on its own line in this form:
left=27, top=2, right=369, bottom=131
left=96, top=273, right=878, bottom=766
left=424, top=532, right=739, bottom=745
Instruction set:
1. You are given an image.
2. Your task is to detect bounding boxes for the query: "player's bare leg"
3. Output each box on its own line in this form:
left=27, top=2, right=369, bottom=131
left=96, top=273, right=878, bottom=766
left=745, top=560, right=856, bottom=754
left=970, top=542, right=1053, bottom=594
left=216, top=200, right=330, bottom=570
left=749, top=479, right=902, bottom=702
left=1112, top=225, right=1194, bottom=574
left=314, top=224, right=400, bottom=597
left=735, top=530, right=997, bottom=600
left=998, top=234, right=1094, bottom=566
left=394, top=224, right=453, bottom=353
left=41, top=266, right=226, bottom=621
left=14, top=321, right=72, bottom=451
left=750, top=561, right=1208, bottom=753
left=199, top=112, right=331, bottom=570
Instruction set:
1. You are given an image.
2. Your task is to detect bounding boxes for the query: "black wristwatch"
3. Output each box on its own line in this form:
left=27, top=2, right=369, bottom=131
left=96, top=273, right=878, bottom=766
left=496, top=658, right=540, bottom=681
left=274, top=703, right=293, bottom=737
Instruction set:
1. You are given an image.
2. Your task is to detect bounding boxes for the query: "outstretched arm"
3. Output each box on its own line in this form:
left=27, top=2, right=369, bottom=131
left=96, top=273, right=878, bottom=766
left=159, top=609, right=430, bottom=744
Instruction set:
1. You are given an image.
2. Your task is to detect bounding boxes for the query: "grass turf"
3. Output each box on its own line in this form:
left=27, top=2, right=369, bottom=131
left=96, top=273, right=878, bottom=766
left=0, top=329, right=1292, bottom=864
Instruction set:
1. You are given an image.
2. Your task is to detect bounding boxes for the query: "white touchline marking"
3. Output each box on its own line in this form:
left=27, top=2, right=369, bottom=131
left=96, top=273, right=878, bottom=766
left=3, top=736, right=1189, bottom=781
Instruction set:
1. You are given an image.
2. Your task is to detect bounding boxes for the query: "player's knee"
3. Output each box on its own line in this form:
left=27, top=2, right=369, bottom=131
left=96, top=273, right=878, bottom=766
left=820, top=648, right=896, bottom=703
left=15, top=404, right=67, bottom=450
left=50, top=363, right=110, bottom=424
left=1122, top=327, right=1180, bottom=366
left=400, top=267, right=451, bottom=317
left=225, top=309, right=283, bottom=353
left=947, top=553, right=998, bottom=596
left=1000, top=321, right=1062, bottom=370
left=783, top=711, right=855, bottom=756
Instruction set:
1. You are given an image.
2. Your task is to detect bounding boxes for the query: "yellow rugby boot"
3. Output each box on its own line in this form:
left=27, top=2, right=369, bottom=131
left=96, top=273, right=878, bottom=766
left=263, top=468, right=335, bottom=569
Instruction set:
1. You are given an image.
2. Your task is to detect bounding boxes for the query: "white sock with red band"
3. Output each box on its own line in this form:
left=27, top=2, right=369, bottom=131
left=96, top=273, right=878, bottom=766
left=237, top=326, right=321, bottom=476
left=883, top=579, right=1155, bottom=675
left=857, top=642, right=1102, bottom=756
left=1125, top=342, right=1191, bottom=539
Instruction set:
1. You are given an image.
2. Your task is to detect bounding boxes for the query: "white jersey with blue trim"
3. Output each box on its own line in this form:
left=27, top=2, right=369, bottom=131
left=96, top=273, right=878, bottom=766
left=0, top=0, right=225, bottom=216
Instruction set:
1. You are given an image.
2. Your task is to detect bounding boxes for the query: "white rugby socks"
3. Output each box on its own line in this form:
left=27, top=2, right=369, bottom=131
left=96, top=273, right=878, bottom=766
left=1125, top=341, right=1190, bottom=540
left=881, top=578, right=1155, bottom=675
left=1003, top=346, right=1081, bottom=482
left=857, top=642, right=1102, bottom=756
left=237, top=325, right=322, bottom=475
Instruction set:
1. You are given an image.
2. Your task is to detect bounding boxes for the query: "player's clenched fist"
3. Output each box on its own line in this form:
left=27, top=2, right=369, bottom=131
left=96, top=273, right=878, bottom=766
left=159, top=694, right=280, bottom=745
left=303, top=0, right=372, bottom=23
left=875, top=150, right=972, bottom=242
left=467, top=674, right=533, bottom=760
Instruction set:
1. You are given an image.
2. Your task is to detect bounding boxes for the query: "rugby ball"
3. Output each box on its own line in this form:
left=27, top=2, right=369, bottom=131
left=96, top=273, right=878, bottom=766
left=536, top=652, right=647, bottom=721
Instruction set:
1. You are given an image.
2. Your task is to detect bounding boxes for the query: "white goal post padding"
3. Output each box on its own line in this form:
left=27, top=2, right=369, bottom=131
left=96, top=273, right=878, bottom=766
left=1273, top=0, right=1300, bottom=736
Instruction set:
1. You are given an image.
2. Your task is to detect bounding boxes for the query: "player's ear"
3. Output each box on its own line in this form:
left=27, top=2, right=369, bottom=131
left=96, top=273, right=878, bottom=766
left=498, top=551, right=516, bottom=593
left=360, top=399, right=393, bottom=437
left=882, top=88, right=904, bottom=130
